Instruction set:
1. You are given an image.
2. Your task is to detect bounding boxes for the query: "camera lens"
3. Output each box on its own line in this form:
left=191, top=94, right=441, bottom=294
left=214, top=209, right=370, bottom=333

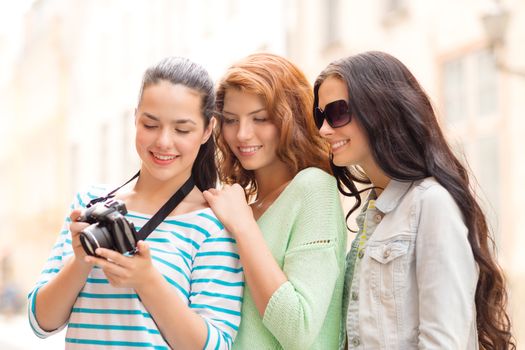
left=79, top=224, right=114, bottom=256
left=80, top=233, right=97, bottom=256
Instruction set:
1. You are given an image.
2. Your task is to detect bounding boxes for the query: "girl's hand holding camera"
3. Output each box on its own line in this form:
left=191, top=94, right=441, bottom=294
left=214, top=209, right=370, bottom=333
left=68, top=209, right=92, bottom=270
left=84, top=240, right=157, bottom=290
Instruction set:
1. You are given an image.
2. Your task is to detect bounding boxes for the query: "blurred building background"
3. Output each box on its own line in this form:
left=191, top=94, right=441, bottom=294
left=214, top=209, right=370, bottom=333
left=0, top=0, right=523, bottom=348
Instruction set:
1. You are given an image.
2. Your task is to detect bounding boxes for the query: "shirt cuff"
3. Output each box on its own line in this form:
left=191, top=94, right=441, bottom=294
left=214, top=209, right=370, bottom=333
left=28, top=287, right=67, bottom=338
left=262, top=281, right=297, bottom=336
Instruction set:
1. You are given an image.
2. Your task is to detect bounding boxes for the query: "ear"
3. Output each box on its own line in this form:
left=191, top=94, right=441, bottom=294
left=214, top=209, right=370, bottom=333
left=201, top=117, right=216, bottom=145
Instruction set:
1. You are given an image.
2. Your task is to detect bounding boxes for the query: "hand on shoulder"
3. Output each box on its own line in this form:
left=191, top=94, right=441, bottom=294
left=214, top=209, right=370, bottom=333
left=203, top=184, right=255, bottom=236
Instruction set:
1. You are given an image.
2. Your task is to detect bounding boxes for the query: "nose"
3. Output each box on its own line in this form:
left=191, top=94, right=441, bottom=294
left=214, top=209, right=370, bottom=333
left=155, top=127, right=172, bottom=149
left=237, top=119, right=254, bottom=142
left=318, top=119, right=334, bottom=138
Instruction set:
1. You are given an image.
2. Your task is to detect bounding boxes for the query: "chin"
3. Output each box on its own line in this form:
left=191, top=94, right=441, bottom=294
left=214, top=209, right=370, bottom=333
left=146, top=164, right=184, bottom=180
left=240, top=165, right=258, bottom=171
left=150, top=171, right=177, bottom=182
left=331, top=156, right=347, bottom=168
left=237, top=160, right=258, bottom=171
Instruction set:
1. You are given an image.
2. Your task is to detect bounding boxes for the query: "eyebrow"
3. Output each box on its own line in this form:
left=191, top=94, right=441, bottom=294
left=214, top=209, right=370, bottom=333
left=142, top=112, right=197, bottom=125
left=222, top=108, right=266, bottom=117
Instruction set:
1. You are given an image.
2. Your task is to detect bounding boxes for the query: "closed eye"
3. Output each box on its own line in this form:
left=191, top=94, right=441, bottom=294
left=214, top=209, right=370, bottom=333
left=223, top=117, right=238, bottom=125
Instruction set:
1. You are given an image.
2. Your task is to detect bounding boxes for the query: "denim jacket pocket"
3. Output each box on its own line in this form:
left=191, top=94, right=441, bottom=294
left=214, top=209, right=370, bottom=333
left=367, top=238, right=411, bottom=300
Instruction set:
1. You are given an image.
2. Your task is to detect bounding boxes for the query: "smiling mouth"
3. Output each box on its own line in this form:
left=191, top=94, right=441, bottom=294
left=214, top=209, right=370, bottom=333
left=238, top=146, right=262, bottom=154
left=152, top=153, right=178, bottom=161
left=331, top=140, right=349, bottom=151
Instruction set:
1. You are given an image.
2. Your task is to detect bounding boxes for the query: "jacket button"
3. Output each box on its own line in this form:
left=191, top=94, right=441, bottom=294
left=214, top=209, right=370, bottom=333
left=383, top=248, right=391, bottom=259
left=374, top=214, right=382, bottom=223
left=352, top=336, right=360, bottom=347
left=351, top=291, right=359, bottom=301
left=358, top=250, right=364, bottom=259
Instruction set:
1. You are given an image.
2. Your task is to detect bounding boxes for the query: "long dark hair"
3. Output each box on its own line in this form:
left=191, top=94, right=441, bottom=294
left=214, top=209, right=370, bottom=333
left=313, top=51, right=514, bottom=349
left=139, top=56, right=217, bottom=191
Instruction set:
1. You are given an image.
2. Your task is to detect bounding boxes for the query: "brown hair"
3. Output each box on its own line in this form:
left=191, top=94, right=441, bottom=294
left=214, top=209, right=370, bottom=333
left=139, top=56, right=217, bottom=191
left=215, top=53, right=330, bottom=196
left=314, top=51, right=515, bottom=349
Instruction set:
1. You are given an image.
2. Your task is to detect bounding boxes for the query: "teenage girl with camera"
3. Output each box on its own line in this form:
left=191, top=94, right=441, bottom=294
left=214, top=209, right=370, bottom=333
left=203, top=53, right=347, bottom=349
left=28, top=57, right=243, bottom=349
left=313, top=51, right=514, bottom=349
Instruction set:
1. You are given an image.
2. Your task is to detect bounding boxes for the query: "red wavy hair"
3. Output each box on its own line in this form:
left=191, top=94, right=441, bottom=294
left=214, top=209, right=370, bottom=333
left=215, top=53, right=330, bottom=196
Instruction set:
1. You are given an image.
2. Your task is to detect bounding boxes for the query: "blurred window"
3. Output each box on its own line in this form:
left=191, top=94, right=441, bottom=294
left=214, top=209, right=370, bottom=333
left=385, top=0, right=406, bottom=13
left=475, top=135, right=500, bottom=237
left=382, top=0, right=408, bottom=24
left=441, top=48, right=501, bottom=243
left=122, top=110, right=136, bottom=177
left=325, top=0, right=340, bottom=46
left=476, top=50, right=498, bottom=117
left=99, top=122, right=109, bottom=182
left=442, top=48, right=499, bottom=124
left=70, top=143, right=79, bottom=196
left=443, top=59, right=467, bottom=123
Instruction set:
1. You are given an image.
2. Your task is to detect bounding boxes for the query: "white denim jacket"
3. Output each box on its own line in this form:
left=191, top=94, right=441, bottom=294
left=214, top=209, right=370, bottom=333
left=342, top=178, right=479, bottom=349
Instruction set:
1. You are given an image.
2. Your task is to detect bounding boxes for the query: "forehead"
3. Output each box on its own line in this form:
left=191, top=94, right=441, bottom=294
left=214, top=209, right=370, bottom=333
left=140, top=81, right=203, bottom=121
left=222, top=88, right=265, bottom=112
left=318, top=76, right=349, bottom=110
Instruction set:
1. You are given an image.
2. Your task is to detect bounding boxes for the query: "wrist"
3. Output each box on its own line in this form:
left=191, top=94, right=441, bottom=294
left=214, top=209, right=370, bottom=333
left=69, top=255, right=92, bottom=276
left=229, top=218, right=258, bottom=237
left=134, top=266, right=163, bottom=294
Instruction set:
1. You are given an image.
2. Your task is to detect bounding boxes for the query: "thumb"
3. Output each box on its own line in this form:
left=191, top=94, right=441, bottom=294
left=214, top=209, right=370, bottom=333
left=136, top=240, right=150, bottom=258
left=202, top=189, right=214, bottom=204
left=70, top=209, right=83, bottom=222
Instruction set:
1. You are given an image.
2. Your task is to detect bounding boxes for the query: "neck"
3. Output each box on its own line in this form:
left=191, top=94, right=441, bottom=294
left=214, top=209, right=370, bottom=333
left=254, top=165, right=294, bottom=200
left=360, top=161, right=390, bottom=197
left=134, top=168, right=193, bottom=202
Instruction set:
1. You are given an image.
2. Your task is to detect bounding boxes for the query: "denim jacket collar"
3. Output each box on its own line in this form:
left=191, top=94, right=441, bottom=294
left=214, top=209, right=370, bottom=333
left=374, top=179, right=413, bottom=214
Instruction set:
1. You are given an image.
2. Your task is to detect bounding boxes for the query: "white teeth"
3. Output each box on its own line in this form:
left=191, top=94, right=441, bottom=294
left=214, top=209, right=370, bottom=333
left=153, top=153, right=177, bottom=160
left=239, top=146, right=261, bottom=153
left=332, top=140, right=349, bottom=150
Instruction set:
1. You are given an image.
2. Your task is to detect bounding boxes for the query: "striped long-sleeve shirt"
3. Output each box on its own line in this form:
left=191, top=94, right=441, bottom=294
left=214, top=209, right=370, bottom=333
left=28, top=185, right=244, bottom=349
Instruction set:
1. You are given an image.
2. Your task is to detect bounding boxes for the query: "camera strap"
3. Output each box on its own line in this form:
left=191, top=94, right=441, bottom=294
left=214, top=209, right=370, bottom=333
left=136, top=176, right=194, bottom=241
left=86, top=171, right=195, bottom=241
left=86, top=171, right=141, bottom=208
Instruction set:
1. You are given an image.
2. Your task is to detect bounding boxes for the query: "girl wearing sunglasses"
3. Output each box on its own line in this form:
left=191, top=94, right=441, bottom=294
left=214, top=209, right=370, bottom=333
left=313, top=51, right=514, bottom=349
left=203, top=53, right=347, bottom=349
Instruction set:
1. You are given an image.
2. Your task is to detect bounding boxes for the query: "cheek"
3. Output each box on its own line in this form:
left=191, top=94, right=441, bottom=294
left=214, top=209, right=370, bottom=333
left=350, top=133, right=372, bottom=161
left=221, top=127, right=237, bottom=148
left=265, top=128, right=280, bottom=148
left=135, top=130, right=149, bottom=149
left=177, top=134, right=206, bottom=154
left=352, top=126, right=371, bottom=153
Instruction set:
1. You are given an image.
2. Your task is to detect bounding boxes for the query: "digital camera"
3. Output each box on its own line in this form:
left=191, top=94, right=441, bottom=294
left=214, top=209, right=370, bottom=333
left=78, top=200, right=138, bottom=256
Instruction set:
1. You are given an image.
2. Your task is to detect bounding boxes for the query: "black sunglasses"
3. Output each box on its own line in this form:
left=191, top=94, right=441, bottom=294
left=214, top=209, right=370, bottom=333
left=314, top=99, right=353, bottom=129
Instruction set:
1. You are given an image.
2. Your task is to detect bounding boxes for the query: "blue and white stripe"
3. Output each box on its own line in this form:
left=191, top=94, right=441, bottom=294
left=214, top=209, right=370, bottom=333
left=28, top=185, right=244, bottom=349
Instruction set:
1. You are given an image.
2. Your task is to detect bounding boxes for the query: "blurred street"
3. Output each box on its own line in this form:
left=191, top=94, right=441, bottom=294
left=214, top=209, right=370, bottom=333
left=0, top=313, right=65, bottom=349
left=1, top=0, right=524, bottom=346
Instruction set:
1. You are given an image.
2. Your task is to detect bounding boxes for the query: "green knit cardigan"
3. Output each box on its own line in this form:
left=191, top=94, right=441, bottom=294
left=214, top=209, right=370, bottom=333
left=232, top=167, right=347, bottom=350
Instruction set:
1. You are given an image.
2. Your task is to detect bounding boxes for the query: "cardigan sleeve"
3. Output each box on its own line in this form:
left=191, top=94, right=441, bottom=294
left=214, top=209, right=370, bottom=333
left=261, top=170, right=346, bottom=350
